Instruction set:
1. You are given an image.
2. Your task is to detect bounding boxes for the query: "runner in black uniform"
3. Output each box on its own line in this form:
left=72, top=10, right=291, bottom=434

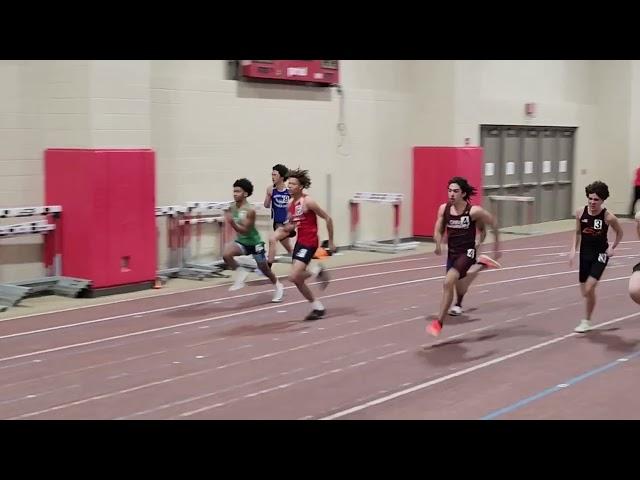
left=569, top=181, right=623, bottom=332
left=427, top=177, right=502, bottom=337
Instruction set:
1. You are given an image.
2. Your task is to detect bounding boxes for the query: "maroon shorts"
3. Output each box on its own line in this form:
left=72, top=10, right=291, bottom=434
left=446, top=249, right=477, bottom=279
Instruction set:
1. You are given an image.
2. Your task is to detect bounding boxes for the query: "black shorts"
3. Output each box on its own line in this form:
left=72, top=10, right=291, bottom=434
left=579, top=251, right=609, bottom=283
left=292, top=242, right=317, bottom=265
left=633, top=261, right=640, bottom=273
left=235, top=241, right=267, bottom=263
left=273, top=221, right=296, bottom=238
left=446, top=248, right=477, bottom=280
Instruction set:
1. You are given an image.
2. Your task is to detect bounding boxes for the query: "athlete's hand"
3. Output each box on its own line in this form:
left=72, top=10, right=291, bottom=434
left=568, top=249, right=576, bottom=267
left=606, top=246, right=615, bottom=258
left=434, top=244, right=442, bottom=256
left=223, top=210, right=232, bottom=223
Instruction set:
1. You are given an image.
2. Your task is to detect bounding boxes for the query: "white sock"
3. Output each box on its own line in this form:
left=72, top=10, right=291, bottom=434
left=312, top=300, right=324, bottom=311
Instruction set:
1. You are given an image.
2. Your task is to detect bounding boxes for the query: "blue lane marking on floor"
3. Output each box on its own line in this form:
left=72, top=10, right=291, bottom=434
left=481, top=349, right=640, bottom=420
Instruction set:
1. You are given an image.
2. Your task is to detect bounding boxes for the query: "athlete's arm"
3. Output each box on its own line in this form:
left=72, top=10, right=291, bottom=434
left=471, top=206, right=500, bottom=259
left=569, top=208, right=581, bottom=267
left=475, top=217, right=487, bottom=250
left=307, top=198, right=335, bottom=252
left=433, top=203, right=446, bottom=256
left=226, top=208, right=256, bottom=234
left=605, top=211, right=624, bottom=256
left=264, top=185, right=273, bottom=209
left=636, top=211, right=640, bottom=239
left=279, top=199, right=295, bottom=234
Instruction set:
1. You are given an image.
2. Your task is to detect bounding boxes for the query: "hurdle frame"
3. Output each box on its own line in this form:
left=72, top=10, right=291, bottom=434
left=349, top=192, right=419, bottom=253
left=0, top=205, right=91, bottom=311
left=487, top=195, right=537, bottom=235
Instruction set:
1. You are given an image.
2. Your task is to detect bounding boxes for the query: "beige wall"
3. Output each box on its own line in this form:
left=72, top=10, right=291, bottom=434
left=0, top=60, right=637, bottom=282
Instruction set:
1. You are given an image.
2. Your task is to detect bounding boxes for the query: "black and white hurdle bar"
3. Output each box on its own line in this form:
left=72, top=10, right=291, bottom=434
left=0, top=205, right=91, bottom=312
left=349, top=192, right=419, bottom=253
left=487, top=195, right=537, bottom=235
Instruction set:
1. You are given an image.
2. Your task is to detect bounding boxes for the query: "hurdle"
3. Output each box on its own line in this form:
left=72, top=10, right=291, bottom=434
left=487, top=195, right=537, bottom=235
left=155, top=199, right=293, bottom=283
left=179, top=200, right=277, bottom=275
left=155, top=202, right=229, bottom=282
left=0, top=205, right=91, bottom=311
left=349, top=192, right=419, bottom=253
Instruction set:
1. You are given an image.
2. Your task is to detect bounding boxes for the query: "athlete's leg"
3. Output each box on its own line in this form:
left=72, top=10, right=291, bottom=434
left=222, top=242, right=243, bottom=271
left=288, top=244, right=325, bottom=320
left=224, top=242, right=250, bottom=291
left=452, top=253, right=500, bottom=312
left=268, top=227, right=291, bottom=264
left=629, top=268, right=640, bottom=304
left=255, top=255, right=284, bottom=303
left=581, top=277, right=598, bottom=321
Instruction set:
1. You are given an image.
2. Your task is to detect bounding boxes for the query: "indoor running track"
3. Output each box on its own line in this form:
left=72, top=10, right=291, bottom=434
left=1, top=225, right=639, bottom=420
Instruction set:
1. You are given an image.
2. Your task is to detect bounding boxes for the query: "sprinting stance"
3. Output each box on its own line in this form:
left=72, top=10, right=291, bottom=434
left=569, top=181, right=623, bottom=332
left=222, top=178, right=284, bottom=303
left=427, top=177, right=502, bottom=337
left=264, top=163, right=294, bottom=266
left=630, top=211, right=640, bottom=304
left=273, top=168, right=334, bottom=320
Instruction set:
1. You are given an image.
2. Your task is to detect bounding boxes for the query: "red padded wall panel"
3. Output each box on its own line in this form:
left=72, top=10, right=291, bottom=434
left=412, top=147, right=483, bottom=237
left=45, top=149, right=156, bottom=288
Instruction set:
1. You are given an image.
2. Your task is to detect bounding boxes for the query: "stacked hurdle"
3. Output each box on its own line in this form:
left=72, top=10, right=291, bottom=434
left=155, top=200, right=290, bottom=283
left=155, top=203, right=229, bottom=282
left=0, top=205, right=91, bottom=312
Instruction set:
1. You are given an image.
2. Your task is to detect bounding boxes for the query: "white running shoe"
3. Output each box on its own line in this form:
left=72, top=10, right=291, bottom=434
left=574, top=319, right=592, bottom=333
left=271, top=282, right=284, bottom=303
left=448, top=305, right=463, bottom=316
left=229, top=267, right=249, bottom=291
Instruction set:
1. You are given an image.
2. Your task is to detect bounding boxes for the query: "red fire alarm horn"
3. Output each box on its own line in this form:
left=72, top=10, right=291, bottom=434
left=525, top=102, right=536, bottom=117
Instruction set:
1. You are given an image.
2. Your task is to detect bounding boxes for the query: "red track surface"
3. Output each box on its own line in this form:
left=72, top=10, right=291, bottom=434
left=1, top=225, right=639, bottom=419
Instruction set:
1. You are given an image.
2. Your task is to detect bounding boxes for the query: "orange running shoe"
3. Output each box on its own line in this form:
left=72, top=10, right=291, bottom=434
left=477, top=254, right=502, bottom=269
left=426, top=319, right=443, bottom=337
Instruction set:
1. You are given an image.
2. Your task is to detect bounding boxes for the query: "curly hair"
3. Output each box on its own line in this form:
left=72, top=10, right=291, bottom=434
left=585, top=181, right=609, bottom=201
left=233, top=178, right=254, bottom=196
left=287, top=168, right=311, bottom=189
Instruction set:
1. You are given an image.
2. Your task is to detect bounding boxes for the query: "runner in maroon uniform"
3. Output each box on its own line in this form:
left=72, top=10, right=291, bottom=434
left=274, top=168, right=335, bottom=320
left=427, top=177, right=502, bottom=337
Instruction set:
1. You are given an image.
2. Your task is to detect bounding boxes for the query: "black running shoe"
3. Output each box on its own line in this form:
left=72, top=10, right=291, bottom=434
left=304, top=309, right=326, bottom=321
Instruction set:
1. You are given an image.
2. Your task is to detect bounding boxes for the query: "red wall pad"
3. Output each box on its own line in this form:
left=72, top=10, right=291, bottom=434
left=45, top=149, right=156, bottom=289
left=412, top=147, right=483, bottom=238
